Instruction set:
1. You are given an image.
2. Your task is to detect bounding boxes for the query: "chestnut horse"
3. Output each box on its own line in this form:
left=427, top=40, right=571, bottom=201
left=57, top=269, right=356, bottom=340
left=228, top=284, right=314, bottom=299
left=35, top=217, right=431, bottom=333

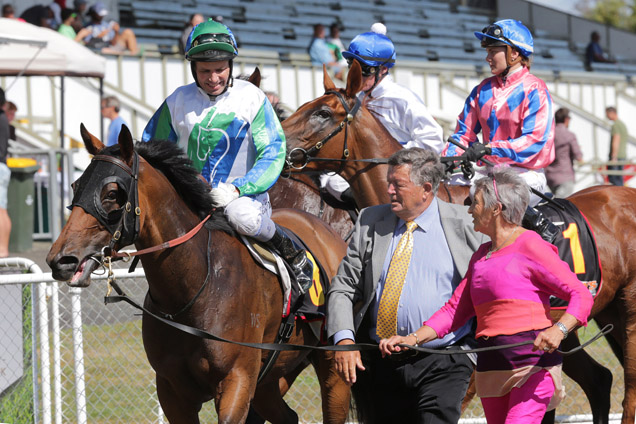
left=283, top=63, right=628, bottom=424
left=46, top=126, right=349, bottom=424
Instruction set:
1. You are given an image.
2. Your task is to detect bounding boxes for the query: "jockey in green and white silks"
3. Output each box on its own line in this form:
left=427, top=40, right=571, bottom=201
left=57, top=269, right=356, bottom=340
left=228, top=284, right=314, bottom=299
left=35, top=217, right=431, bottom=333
left=142, top=19, right=314, bottom=292
left=142, top=80, right=285, bottom=198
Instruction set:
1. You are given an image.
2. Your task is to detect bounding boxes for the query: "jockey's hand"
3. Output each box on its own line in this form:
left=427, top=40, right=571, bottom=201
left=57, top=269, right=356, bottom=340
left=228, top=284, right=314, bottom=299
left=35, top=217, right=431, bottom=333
left=463, top=142, right=492, bottom=163
left=379, top=335, right=410, bottom=358
left=210, top=182, right=239, bottom=207
left=334, top=339, right=365, bottom=386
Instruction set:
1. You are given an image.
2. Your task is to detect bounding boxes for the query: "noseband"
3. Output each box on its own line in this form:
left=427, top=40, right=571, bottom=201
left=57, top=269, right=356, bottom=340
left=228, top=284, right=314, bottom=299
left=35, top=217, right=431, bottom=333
left=70, top=151, right=141, bottom=252
left=287, top=90, right=362, bottom=170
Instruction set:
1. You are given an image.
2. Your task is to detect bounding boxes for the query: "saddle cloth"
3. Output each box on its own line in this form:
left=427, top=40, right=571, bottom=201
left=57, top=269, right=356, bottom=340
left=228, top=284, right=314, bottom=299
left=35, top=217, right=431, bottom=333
left=241, top=232, right=329, bottom=342
left=536, top=198, right=602, bottom=308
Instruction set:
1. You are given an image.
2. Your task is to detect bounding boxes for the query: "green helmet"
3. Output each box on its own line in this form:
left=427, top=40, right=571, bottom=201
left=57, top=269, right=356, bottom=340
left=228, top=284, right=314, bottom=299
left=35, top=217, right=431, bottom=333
left=185, top=19, right=238, bottom=62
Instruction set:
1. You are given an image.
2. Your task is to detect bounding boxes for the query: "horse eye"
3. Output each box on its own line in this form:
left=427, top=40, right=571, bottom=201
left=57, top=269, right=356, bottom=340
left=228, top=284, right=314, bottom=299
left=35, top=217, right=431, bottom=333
left=314, top=109, right=332, bottom=119
left=106, top=190, right=118, bottom=200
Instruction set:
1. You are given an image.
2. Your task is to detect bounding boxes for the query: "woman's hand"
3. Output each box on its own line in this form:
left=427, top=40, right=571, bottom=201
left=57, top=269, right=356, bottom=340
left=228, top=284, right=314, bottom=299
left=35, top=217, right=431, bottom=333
left=533, top=326, right=563, bottom=353
left=534, top=314, right=578, bottom=354
left=379, top=335, right=411, bottom=358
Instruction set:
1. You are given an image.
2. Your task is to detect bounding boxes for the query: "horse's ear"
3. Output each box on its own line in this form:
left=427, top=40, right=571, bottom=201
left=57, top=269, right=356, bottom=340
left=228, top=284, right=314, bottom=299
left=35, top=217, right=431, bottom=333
left=248, top=67, right=261, bottom=88
left=323, top=65, right=336, bottom=91
left=345, top=60, right=363, bottom=98
left=118, top=125, right=135, bottom=165
left=80, top=123, right=105, bottom=155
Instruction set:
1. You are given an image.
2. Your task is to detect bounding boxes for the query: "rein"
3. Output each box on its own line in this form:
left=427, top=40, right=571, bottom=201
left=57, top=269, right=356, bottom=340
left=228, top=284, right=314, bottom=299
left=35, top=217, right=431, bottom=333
left=104, top=286, right=612, bottom=356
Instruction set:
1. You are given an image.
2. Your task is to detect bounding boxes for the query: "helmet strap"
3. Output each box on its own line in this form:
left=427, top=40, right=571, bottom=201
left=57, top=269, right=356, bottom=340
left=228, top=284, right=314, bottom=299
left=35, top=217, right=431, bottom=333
left=500, top=45, right=523, bottom=80
left=505, top=45, right=522, bottom=68
left=367, top=67, right=388, bottom=95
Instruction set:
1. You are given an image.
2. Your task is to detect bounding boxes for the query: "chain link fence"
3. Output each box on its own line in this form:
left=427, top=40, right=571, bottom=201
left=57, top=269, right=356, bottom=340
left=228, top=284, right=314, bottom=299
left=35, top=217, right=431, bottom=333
left=0, top=257, right=625, bottom=423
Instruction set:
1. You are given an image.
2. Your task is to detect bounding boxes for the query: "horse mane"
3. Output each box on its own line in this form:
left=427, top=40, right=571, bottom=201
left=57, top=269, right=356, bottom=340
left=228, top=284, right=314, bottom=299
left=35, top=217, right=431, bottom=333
left=131, top=140, right=234, bottom=234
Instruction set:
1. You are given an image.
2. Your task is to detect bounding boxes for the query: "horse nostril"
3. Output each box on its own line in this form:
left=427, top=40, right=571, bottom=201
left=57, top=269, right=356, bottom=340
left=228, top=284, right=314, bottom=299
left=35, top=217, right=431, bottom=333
left=49, top=254, right=79, bottom=274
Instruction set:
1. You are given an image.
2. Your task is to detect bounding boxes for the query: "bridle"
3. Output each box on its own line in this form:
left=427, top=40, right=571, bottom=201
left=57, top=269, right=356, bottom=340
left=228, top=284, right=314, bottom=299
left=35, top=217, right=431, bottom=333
left=70, top=151, right=142, bottom=253
left=286, top=90, right=388, bottom=171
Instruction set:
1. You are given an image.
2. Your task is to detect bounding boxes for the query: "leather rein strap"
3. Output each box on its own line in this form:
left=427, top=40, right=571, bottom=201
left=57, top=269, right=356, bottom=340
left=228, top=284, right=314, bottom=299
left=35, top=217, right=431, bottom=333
left=105, top=286, right=611, bottom=357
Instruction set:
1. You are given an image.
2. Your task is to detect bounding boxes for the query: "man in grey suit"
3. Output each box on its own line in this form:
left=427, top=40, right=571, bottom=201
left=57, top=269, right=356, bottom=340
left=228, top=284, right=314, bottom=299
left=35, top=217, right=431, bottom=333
left=327, top=148, right=485, bottom=423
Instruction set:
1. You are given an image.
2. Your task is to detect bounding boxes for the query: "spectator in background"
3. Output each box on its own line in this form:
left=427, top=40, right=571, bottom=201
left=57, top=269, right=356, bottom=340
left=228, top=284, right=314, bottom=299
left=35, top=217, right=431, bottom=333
left=545, top=108, right=583, bottom=197
left=49, top=2, right=62, bottom=28
left=83, top=2, right=139, bottom=55
left=585, top=31, right=615, bottom=70
left=308, top=24, right=344, bottom=80
left=0, top=88, right=12, bottom=258
left=179, top=13, right=205, bottom=55
left=2, top=4, right=25, bottom=21
left=2, top=101, right=17, bottom=141
left=101, top=96, right=128, bottom=147
left=58, top=8, right=90, bottom=41
left=327, top=23, right=347, bottom=69
left=72, top=0, right=89, bottom=32
left=606, top=106, right=628, bottom=186
left=20, top=3, right=55, bottom=28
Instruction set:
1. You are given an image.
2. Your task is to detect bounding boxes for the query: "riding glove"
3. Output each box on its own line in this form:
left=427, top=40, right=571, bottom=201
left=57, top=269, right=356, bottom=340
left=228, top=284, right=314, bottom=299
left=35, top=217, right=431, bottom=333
left=463, top=142, right=492, bottom=163
left=210, top=182, right=240, bottom=207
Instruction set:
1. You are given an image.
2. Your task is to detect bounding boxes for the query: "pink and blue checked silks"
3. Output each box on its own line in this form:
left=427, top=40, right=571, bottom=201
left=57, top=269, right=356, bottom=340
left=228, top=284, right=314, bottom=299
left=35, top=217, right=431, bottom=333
left=443, top=67, right=555, bottom=170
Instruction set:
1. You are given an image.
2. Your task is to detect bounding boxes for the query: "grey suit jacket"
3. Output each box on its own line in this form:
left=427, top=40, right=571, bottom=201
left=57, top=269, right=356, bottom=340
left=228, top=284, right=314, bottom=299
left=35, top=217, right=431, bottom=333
left=327, top=199, right=487, bottom=341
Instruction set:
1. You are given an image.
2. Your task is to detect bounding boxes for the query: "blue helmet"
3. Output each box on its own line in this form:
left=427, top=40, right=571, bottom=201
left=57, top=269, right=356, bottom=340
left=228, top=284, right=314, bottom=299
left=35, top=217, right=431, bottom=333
left=474, top=19, right=533, bottom=57
left=342, top=26, right=396, bottom=69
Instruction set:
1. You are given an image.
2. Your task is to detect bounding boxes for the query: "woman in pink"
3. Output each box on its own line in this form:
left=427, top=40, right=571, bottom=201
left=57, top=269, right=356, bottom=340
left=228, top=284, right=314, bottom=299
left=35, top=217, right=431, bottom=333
left=379, top=167, right=593, bottom=423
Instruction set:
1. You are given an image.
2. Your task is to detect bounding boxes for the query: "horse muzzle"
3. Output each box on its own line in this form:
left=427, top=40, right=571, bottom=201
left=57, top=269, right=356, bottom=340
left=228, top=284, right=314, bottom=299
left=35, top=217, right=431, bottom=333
left=47, top=251, right=102, bottom=287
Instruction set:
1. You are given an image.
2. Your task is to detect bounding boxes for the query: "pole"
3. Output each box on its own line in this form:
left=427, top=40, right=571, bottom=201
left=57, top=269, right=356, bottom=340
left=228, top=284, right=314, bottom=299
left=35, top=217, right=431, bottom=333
left=59, top=76, right=65, bottom=232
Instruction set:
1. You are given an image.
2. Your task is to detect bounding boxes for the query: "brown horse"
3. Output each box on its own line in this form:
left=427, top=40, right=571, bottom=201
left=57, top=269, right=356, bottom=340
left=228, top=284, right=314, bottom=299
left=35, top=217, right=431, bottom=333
left=46, top=126, right=350, bottom=424
left=283, top=64, right=629, bottom=424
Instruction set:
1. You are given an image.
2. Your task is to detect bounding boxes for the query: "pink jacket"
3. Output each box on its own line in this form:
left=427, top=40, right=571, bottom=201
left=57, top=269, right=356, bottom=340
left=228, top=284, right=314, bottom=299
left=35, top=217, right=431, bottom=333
left=443, top=67, right=555, bottom=170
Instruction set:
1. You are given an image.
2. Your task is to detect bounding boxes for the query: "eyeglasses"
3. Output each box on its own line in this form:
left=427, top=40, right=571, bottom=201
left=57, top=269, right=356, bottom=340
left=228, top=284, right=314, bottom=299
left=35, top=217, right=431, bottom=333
left=491, top=174, right=507, bottom=210
left=346, top=58, right=378, bottom=77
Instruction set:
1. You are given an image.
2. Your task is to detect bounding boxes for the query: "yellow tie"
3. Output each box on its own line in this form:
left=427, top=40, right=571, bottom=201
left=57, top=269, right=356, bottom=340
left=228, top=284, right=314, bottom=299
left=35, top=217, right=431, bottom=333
left=376, top=221, right=418, bottom=339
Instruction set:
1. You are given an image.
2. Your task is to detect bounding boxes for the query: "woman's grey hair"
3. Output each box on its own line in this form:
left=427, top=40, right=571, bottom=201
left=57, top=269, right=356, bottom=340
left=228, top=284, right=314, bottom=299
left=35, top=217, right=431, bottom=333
left=102, top=95, right=120, bottom=112
left=472, top=167, right=529, bottom=225
left=388, top=148, right=446, bottom=193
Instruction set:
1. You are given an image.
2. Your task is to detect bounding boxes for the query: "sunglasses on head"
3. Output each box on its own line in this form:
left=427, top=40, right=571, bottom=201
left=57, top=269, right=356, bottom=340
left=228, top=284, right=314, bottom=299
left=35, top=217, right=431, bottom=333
left=346, top=58, right=378, bottom=77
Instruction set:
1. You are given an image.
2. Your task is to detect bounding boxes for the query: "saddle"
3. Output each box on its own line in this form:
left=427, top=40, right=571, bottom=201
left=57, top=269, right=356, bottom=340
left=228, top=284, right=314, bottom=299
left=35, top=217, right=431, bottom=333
left=536, top=198, right=603, bottom=308
left=241, top=230, right=330, bottom=342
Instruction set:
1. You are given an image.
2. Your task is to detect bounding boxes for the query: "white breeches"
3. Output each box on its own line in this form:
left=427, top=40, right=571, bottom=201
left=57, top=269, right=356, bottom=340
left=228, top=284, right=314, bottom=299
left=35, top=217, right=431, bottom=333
left=224, top=192, right=276, bottom=242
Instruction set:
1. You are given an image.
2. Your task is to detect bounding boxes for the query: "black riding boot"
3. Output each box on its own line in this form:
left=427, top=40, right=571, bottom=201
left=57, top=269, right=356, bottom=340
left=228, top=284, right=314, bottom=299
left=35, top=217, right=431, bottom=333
left=522, top=206, right=560, bottom=244
left=267, top=225, right=314, bottom=293
left=339, top=187, right=358, bottom=210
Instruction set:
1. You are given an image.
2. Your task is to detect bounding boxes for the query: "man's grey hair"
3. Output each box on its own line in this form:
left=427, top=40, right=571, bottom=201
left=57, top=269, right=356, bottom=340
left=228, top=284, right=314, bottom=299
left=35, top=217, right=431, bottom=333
left=388, top=148, right=446, bottom=193
left=472, top=167, right=529, bottom=225
left=102, top=95, right=120, bottom=112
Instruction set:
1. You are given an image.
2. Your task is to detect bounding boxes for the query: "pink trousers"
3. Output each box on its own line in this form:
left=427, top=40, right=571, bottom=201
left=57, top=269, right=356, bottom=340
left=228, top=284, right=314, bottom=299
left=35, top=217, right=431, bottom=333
left=481, top=370, right=555, bottom=424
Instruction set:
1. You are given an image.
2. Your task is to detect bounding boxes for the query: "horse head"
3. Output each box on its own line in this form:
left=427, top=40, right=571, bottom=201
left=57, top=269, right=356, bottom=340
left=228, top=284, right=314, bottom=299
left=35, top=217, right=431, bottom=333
left=283, top=62, right=364, bottom=172
left=47, top=124, right=139, bottom=287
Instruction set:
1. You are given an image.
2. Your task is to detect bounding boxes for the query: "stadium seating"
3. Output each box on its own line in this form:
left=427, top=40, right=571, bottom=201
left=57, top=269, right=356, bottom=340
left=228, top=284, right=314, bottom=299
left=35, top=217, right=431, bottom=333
left=117, top=0, right=617, bottom=72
